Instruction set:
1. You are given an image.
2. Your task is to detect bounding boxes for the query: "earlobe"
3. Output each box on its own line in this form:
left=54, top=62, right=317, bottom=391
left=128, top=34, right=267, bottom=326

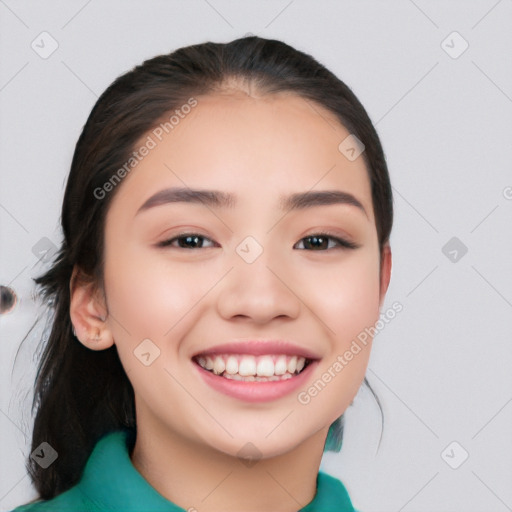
left=69, top=266, right=114, bottom=351
left=379, top=244, right=392, bottom=307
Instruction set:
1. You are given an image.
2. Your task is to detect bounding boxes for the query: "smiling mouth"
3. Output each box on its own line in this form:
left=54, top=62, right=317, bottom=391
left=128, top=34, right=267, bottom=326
left=193, top=354, right=313, bottom=382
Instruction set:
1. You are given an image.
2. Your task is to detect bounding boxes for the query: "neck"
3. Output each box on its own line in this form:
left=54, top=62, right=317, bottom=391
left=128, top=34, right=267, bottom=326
left=130, top=412, right=328, bottom=512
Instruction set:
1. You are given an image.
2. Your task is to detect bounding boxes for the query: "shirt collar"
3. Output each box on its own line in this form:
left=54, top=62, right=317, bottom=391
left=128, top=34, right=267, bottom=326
left=78, top=428, right=182, bottom=511
left=77, top=429, right=355, bottom=511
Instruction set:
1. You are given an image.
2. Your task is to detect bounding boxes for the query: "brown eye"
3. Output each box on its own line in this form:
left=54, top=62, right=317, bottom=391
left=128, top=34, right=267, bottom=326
left=158, top=233, right=217, bottom=249
left=295, top=233, right=359, bottom=251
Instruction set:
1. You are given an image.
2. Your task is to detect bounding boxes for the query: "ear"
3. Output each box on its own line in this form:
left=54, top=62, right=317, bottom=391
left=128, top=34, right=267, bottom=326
left=379, top=243, right=392, bottom=307
left=69, top=265, right=114, bottom=351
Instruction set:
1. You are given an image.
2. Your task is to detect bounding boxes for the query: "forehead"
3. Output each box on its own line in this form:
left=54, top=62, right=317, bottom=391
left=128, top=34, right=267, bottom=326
left=106, top=91, right=374, bottom=222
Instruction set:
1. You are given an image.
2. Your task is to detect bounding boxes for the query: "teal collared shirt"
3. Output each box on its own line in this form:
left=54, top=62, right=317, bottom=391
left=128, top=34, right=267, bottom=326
left=12, top=429, right=359, bottom=512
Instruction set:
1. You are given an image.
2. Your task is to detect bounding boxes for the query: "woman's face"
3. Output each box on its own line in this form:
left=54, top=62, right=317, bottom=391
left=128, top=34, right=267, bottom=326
left=97, top=90, right=391, bottom=458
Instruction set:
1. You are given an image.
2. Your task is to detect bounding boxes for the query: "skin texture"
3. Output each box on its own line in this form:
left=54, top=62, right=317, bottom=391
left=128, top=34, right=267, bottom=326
left=70, top=88, right=392, bottom=512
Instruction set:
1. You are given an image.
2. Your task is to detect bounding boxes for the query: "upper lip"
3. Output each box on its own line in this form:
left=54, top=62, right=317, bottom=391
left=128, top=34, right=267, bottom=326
left=192, top=340, right=321, bottom=360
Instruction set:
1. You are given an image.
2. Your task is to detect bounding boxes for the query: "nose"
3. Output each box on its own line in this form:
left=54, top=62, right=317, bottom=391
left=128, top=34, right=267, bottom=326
left=216, top=245, right=301, bottom=324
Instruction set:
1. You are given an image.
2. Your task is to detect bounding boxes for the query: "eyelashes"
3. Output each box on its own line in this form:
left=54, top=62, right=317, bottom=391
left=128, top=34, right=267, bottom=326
left=156, top=231, right=360, bottom=251
left=295, top=232, right=360, bottom=250
left=157, top=233, right=216, bottom=249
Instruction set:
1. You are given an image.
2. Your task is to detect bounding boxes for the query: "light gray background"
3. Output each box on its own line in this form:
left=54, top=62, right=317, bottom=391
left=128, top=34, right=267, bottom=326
left=1, top=1, right=511, bottom=511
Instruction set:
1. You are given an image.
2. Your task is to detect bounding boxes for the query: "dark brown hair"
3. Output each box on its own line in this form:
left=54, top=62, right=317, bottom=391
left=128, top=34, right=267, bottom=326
left=16, top=35, right=392, bottom=501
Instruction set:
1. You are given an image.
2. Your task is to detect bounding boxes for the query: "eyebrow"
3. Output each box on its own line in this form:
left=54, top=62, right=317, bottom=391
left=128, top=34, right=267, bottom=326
left=135, top=187, right=367, bottom=217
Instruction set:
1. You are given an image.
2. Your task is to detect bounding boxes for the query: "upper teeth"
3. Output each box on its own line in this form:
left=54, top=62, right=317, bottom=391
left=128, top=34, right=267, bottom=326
left=196, top=354, right=306, bottom=377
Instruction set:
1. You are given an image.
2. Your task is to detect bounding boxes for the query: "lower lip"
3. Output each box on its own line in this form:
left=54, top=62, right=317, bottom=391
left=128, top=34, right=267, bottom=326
left=194, top=360, right=319, bottom=403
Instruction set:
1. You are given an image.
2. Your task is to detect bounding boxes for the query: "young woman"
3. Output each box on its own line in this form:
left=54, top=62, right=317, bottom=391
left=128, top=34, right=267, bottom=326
left=12, top=35, right=392, bottom=512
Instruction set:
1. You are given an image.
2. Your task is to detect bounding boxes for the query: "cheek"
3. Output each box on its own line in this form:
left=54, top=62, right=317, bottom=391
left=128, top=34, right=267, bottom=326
left=293, top=250, right=381, bottom=416
left=104, top=236, right=206, bottom=332
left=304, top=250, right=382, bottom=340
left=102, top=244, right=204, bottom=397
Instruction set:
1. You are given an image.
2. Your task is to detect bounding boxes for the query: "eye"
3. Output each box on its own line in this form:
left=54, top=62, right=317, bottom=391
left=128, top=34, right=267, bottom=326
left=157, top=233, right=217, bottom=249
left=156, top=231, right=360, bottom=251
left=294, top=232, right=360, bottom=251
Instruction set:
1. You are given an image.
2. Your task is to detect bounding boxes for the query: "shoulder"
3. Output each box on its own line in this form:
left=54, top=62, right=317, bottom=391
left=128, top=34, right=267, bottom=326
left=9, top=486, right=97, bottom=512
left=298, top=470, right=360, bottom=512
left=317, top=470, right=353, bottom=501
left=10, top=429, right=133, bottom=512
